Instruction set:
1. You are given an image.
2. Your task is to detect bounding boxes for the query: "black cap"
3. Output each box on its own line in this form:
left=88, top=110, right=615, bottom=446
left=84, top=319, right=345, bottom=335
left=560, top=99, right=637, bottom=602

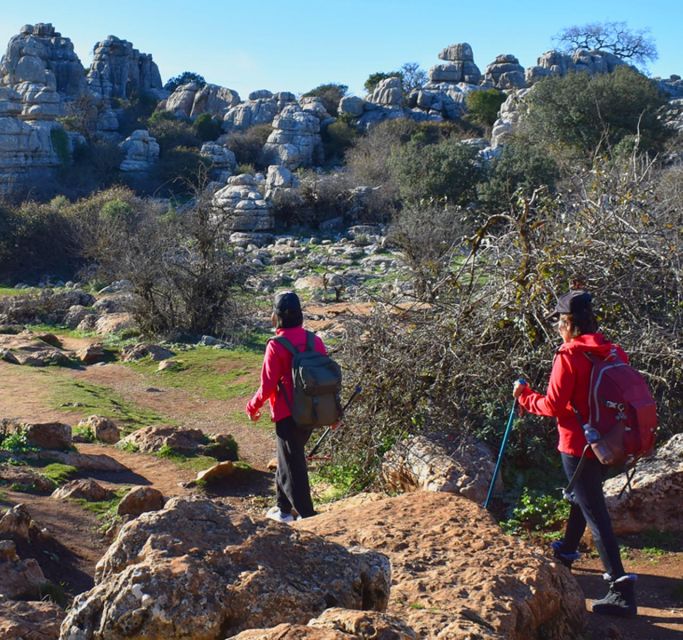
left=545, top=290, right=592, bottom=322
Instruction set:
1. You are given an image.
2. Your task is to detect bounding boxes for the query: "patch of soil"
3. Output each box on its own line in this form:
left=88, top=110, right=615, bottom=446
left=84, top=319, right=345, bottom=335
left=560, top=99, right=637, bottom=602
left=0, top=362, right=69, bottom=423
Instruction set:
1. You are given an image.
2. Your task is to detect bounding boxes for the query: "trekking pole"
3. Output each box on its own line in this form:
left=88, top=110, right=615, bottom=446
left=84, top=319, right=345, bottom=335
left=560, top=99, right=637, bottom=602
left=483, top=378, right=524, bottom=509
left=307, top=385, right=362, bottom=460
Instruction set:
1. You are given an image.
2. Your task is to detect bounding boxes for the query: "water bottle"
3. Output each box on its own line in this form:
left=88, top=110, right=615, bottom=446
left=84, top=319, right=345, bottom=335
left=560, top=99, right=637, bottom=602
left=582, top=424, right=601, bottom=444
left=583, top=424, right=613, bottom=464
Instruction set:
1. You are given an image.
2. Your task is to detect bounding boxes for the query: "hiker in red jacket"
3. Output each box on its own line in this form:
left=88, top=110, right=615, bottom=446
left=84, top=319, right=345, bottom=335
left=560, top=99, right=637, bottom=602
left=513, top=289, right=637, bottom=618
left=246, top=291, right=324, bottom=522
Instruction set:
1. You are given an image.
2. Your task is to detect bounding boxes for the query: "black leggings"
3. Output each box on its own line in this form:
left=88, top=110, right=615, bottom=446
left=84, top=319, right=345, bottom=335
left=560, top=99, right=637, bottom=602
left=275, top=416, right=315, bottom=518
left=560, top=453, right=625, bottom=578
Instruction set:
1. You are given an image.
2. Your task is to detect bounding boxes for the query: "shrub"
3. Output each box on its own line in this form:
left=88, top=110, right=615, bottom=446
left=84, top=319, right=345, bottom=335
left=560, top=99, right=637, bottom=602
left=164, top=71, right=206, bottom=93
left=520, top=66, right=670, bottom=160
left=466, top=89, right=507, bottom=127
left=151, top=147, right=209, bottom=195
left=147, top=112, right=200, bottom=152
left=50, top=128, right=70, bottom=164
left=193, top=113, right=223, bottom=142
left=388, top=137, right=485, bottom=205
left=322, top=120, right=358, bottom=163
left=223, top=124, right=272, bottom=170
left=302, top=83, right=348, bottom=116
left=478, top=138, right=559, bottom=211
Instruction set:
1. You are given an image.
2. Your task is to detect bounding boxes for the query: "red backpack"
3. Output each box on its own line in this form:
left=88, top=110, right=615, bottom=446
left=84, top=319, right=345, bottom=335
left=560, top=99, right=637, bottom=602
left=583, top=348, right=658, bottom=466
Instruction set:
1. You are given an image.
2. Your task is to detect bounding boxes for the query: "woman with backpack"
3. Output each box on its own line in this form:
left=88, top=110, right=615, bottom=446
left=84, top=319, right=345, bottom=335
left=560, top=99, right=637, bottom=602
left=512, top=289, right=637, bottom=618
left=246, top=291, right=325, bottom=522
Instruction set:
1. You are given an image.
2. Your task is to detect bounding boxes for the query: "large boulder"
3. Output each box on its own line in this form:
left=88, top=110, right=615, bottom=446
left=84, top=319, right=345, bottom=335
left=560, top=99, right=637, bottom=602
left=52, top=479, right=114, bottom=502
left=77, top=415, right=120, bottom=444
left=604, top=433, right=683, bottom=535
left=163, top=82, right=240, bottom=120
left=0, top=539, right=47, bottom=600
left=367, top=77, right=403, bottom=107
left=0, top=420, right=72, bottom=450
left=117, top=425, right=207, bottom=455
left=483, top=54, right=526, bottom=89
left=525, top=48, right=627, bottom=86
left=381, top=433, right=498, bottom=503
left=60, top=497, right=390, bottom=639
left=118, top=129, right=159, bottom=171
left=116, top=486, right=165, bottom=517
left=212, top=173, right=273, bottom=235
left=0, top=600, right=65, bottom=639
left=262, top=104, right=323, bottom=169
left=298, top=492, right=585, bottom=640
left=429, top=42, right=481, bottom=85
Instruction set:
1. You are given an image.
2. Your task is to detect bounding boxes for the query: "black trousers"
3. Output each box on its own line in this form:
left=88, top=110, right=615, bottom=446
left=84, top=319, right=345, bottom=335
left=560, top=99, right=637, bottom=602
left=275, top=416, right=315, bottom=518
left=560, top=453, right=625, bottom=578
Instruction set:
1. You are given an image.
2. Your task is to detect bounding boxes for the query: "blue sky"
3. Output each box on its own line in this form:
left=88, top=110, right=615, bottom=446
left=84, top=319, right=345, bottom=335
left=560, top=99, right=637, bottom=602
left=1, top=0, right=680, bottom=99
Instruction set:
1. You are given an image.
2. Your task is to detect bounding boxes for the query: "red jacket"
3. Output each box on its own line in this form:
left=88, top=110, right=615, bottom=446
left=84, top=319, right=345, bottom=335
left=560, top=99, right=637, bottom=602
left=247, top=327, right=327, bottom=422
left=517, top=333, right=629, bottom=457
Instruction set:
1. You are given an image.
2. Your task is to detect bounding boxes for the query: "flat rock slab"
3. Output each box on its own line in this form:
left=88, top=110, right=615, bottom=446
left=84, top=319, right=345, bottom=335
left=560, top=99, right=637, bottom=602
left=297, top=491, right=586, bottom=640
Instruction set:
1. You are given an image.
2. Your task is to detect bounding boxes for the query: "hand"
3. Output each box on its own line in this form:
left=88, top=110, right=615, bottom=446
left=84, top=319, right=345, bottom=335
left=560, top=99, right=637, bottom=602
left=512, top=379, right=527, bottom=399
left=330, top=421, right=340, bottom=431
left=246, top=405, right=261, bottom=422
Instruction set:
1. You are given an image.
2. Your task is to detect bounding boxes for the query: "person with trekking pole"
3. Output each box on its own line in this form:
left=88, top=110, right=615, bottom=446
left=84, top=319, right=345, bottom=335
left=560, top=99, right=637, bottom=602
left=246, top=291, right=336, bottom=523
left=512, top=289, right=637, bottom=618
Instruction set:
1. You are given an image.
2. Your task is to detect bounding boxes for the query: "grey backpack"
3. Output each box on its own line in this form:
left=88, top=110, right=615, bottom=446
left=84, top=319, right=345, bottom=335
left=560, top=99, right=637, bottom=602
left=272, top=331, right=342, bottom=429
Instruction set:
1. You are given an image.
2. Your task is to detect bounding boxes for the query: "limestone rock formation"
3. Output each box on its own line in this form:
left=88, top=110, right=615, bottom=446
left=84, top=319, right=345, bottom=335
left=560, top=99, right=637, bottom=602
left=77, top=415, right=120, bottom=444
left=0, top=23, right=85, bottom=99
left=231, top=608, right=417, bottom=639
left=0, top=540, right=47, bottom=600
left=51, top=479, right=114, bottom=502
left=525, top=48, right=626, bottom=85
left=429, top=42, right=481, bottom=85
left=381, top=433, right=498, bottom=503
left=163, top=82, right=240, bottom=120
left=604, top=433, right=683, bottom=535
left=367, top=77, right=403, bottom=107
left=0, top=600, right=65, bottom=640
left=484, top=54, right=526, bottom=89
left=1, top=420, right=72, bottom=450
left=338, top=95, right=365, bottom=117
left=117, top=425, right=208, bottom=455
left=490, top=88, right=532, bottom=148
left=298, top=492, right=586, bottom=640
left=117, top=486, right=165, bottom=517
left=262, top=103, right=323, bottom=169
left=213, top=173, right=273, bottom=236
left=60, top=497, right=390, bottom=639
left=222, top=91, right=296, bottom=131
left=87, top=35, right=165, bottom=101
left=200, top=141, right=236, bottom=182
left=118, top=129, right=159, bottom=171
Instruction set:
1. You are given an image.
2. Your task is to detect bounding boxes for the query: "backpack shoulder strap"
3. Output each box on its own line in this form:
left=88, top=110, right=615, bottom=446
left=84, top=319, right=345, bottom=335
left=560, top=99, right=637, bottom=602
left=305, top=330, right=315, bottom=352
left=270, top=335, right=298, bottom=357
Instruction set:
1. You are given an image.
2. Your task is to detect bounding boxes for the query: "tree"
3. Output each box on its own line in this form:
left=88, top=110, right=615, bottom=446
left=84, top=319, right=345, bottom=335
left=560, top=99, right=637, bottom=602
left=399, top=62, right=427, bottom=93
left=303, top=83, right=348, bottom=116
left=466, top=89, right=506, bottom=127
left=163, top=71, right=206, bottom=93
left=554, top=21, right=658, bottom=68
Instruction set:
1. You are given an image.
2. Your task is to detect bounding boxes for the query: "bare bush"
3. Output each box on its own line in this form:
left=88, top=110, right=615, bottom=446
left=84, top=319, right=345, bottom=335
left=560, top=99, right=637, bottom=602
left=330, top=158, right=682, bottom=488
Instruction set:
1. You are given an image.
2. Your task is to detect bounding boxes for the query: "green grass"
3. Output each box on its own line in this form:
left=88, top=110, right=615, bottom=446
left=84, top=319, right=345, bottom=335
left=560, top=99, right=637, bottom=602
left=40, top=463, right=78, bottom=486
left=50, top=374, right=168, bottom=433
left=0, top=286, right=39, bottom=297
left=73, top=487, right=128, bottom=532
left=155, top=444, right=219, bottom=473
left=127, top=346, right=261, bottom=401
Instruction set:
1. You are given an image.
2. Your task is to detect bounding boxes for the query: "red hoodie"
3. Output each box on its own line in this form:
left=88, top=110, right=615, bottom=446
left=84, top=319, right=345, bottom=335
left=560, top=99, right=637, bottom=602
left=246, top=326, right=327, bottom=422
left=517, top=333, right=629, bottom=457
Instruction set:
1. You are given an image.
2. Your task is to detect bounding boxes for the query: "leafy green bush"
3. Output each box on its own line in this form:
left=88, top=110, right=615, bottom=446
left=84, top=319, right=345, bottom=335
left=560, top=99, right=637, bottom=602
left=50, top=127, right=70, bottom=164
left=147, top=111, right=200, bottom=152
left=0, top=430, right=38, bottom=455
left=501, top=488, right=570, bottom=535
left=322, top=120, right=358, bottom=162
left=466, top=89, right=507, bottom=127
left=164, top=71, right=206, bottom=93
left=388, top=137, right=484, bottom=205
left=520, top=66, right=670, bottom=159
left=193, top=113, right=223, bottom=142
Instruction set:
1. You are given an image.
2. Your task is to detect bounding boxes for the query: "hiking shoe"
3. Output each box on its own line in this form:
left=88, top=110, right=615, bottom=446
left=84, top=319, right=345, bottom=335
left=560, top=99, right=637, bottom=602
left=550, top=540, right=581, bottom=569
left=592, top=574, right=637, bottom=618
left=265, top=506, right=294, bottom=523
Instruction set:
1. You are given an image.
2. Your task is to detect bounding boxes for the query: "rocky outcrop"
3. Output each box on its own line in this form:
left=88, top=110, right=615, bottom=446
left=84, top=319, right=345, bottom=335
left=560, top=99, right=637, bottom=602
left=0, top=288, right=95, bottom=325
left=525, top=48, right=626, bottom=85
left=490, top=87, right=532, bottom=148
left=429, top=42, right=481, bottom=85
left=0, top=539, right=47, bottom=600
left=213, top=173, right=273, bottom=235
left=484, top=54, right=526, bottom=89
left=118, top=129, right=159, bottom=171
left=162, top=82, right=240, bottom=120
left=87, top=35, right=165, bottom=101
left=200, top=141, right=236, bottom=182
left=262, top=104, right=323, bottom=169
left=231, top=609, right=417, bottom=639
left=0, top=23, right=85, bottom=99
left=0, top=463, right=56, bottom=494
left=51, top=479, right=114, bottom=502
left=381, top=433, right=498, bottom=503
left=298, top=492, right=585, bottom=640
left=60, top=497, right=390, bottom=639
left=604, top=433, right=683, bottom=535
left=0, top=600, right=65, bottom=640
left=223, top=90, right=295, bottom=132
left=367, top=77, right=403, bottom=107
left=117, top=425, right=208, bottom=455
left=77, top=415, right=120, bottom=444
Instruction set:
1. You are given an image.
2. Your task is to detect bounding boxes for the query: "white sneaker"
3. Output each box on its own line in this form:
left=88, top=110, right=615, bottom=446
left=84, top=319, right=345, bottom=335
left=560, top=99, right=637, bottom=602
left=265, top=506, right=294, bottom=523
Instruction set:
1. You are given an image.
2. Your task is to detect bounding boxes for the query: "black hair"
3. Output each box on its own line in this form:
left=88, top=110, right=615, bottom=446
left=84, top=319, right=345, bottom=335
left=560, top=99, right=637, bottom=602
left=275, top=307, right=304, bottom=329
left=564, top=304, right=599, bottom=336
